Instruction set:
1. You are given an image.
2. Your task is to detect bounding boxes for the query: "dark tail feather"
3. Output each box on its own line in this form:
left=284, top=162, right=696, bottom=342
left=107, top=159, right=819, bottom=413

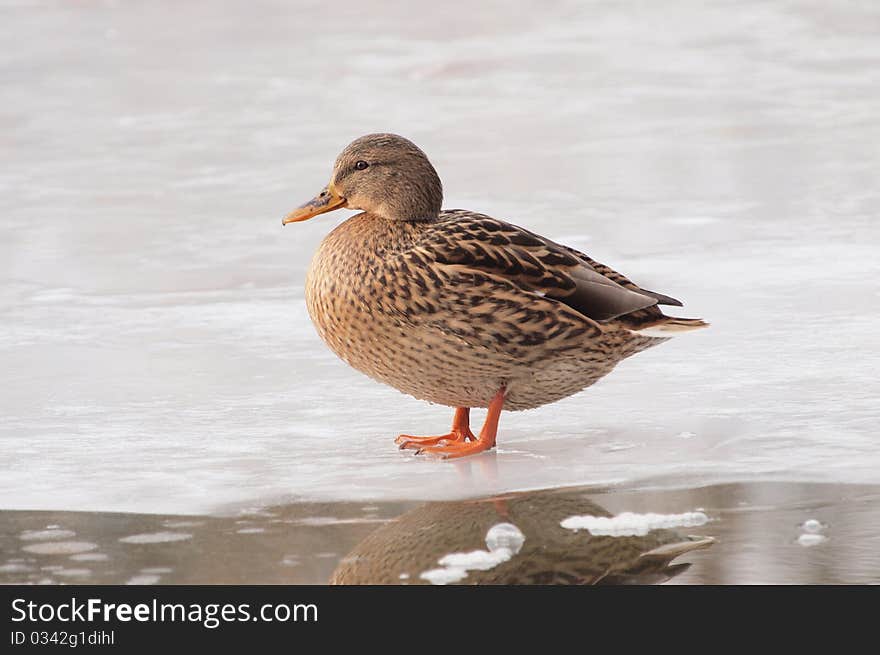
left=640, top=288, right=684, bottom=307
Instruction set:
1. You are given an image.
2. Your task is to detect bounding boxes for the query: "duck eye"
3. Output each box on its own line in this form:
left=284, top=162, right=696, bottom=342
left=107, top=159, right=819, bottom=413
left=355, top=160, right=369, bottom=171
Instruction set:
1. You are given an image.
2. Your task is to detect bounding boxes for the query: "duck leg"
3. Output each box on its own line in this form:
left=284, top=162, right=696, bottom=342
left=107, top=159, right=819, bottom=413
left=395, top=408, right=475, bottom=450
left=415, top=387, right=506, bottom=460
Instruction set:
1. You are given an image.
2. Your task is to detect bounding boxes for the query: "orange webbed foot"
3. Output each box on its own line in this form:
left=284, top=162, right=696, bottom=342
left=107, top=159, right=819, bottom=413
left=395, top=427, right=475, bottom=450
left=395, top=407, right=474, bottom=450
left=415, top=439, right=496, bottom=460
left=402, top=387, right=506, bottom=461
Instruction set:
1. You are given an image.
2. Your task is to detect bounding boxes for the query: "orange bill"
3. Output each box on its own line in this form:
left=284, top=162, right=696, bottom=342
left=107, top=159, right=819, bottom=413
left=282, top=183, right=346, bottom=225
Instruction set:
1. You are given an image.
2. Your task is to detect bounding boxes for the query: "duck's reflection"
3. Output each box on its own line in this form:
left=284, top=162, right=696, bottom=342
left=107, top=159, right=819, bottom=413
left=331, top=488, right=714, bottom=585
left=8, top=482, right=876, bottom=585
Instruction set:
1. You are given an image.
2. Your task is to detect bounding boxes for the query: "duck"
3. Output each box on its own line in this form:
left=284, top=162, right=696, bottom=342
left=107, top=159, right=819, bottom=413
left=330, top=487, right=715, bottom=585
left=282, top=133, right=706, bottom=459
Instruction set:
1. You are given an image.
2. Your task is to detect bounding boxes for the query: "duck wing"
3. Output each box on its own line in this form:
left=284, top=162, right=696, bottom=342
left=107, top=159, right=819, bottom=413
left=412, top=210, right=664, bottom=323
left=558, top=247, right=683, bottom=307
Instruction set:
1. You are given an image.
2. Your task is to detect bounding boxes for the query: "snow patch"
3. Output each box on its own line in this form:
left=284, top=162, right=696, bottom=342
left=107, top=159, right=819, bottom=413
left=420, top=522, right=525, bottom=585
left=561, top=511, right=709, bottom=536
left=119, top=532, right=192, bottom=544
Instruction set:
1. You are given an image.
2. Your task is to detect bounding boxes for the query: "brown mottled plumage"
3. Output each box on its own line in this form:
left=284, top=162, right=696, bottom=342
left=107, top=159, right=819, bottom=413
left=283, top=134, right=707, bottom=458
left=330, top=488, right=715, bottom=585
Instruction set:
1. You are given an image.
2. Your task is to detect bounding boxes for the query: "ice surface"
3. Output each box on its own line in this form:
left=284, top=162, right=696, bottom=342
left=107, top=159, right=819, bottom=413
left=117, top=532, right=192, bottom=544
left=801, top=519, right=824, bottom=534
left=797, top=517, right=827, bottom=546
left=1, top=1, right=879, bottom=514
left=70, top=553, right=109, bottom=562
left=126, top=574, right=161, bottom=585
left=797, top=533, right=827, bottom=548
left=21, top=542, right=98, bottom=555
left=19, top=529, right=76, bottom=541
left=484, top=523, right=526, bottom=554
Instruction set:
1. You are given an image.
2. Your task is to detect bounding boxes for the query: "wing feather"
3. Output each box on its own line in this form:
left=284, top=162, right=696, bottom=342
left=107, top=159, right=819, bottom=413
left=416, top=212, right=662, bottom=322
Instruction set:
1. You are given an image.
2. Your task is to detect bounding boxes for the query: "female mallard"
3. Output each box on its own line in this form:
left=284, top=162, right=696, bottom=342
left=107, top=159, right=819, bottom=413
left=283, top=134, right=706, bottom=459
left=330, top=488, right=714, bottom=585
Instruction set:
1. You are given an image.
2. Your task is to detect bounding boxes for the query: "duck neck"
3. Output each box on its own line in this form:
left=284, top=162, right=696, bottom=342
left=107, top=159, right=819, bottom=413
left=380, top=172, right=443, bottom=223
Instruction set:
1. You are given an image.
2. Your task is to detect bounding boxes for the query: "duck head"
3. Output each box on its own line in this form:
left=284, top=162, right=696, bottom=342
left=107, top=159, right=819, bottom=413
left=283, top=133, right=443, bottom=225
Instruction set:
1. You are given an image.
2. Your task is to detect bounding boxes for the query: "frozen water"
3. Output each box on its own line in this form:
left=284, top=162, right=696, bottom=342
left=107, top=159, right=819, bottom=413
left=19, top=529, right=76, bottom=541
left=0, top=563, right=31, bottom=573
left=117, top=532, right=192, bottom=544
left=70, top=553, right=109, bottom=562
left=0, top=482, right=876, bottom=584
left=55, top=568, right=92, bottom=578
left=126, top=574, right=161, bottom=585
left=484, top=523, right=526, bottom=554
left=797, top=533, right=827, bottom=548
left=561, top=511, right=709, bottom=536
left=1, top=1, right=879, bottom=514
left=797, top=517, right=827, bottom=546
left=801, top=519, right=824, bottom=534
left=21, top=541, right=98, bottom=555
